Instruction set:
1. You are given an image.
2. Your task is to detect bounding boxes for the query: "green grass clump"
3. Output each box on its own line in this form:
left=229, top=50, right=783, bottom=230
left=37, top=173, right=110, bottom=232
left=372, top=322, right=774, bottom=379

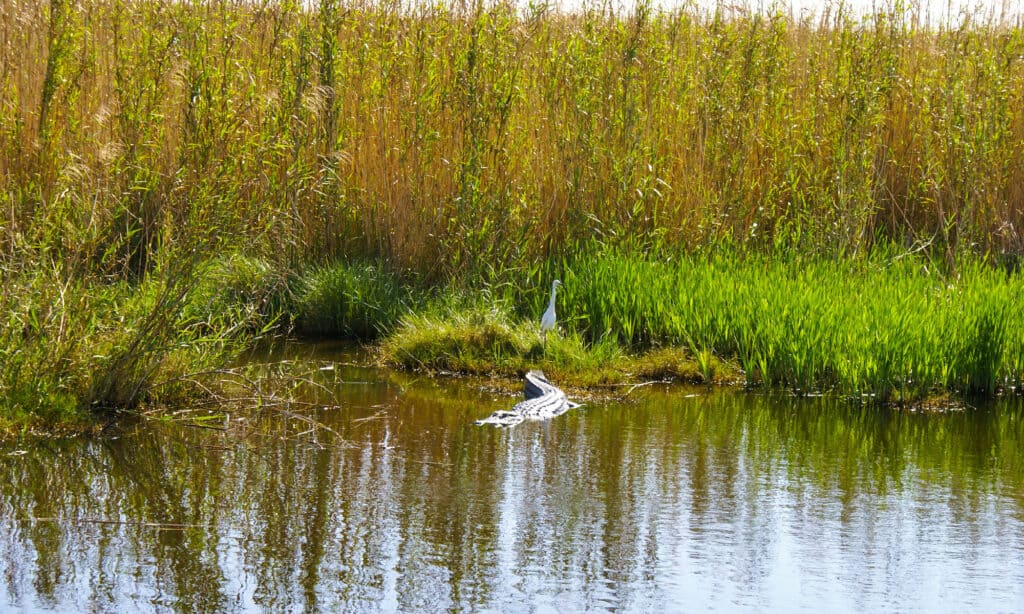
left=0, top=252, right=276, bottom=433
left=292, top=261, right=411, bottom=339
left=530, top=250, right=1024, bottom=401
left=380, top=300, right=645, bottom=385
left=381, top=304, right=536, bottom=374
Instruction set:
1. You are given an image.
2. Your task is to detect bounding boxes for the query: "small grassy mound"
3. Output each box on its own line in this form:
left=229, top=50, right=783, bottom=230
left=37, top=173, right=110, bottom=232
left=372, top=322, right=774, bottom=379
left=381, top=304, right=535, bottom=374
left=378, top=301, right=716, bottom=387
left=293, top=261, right=411, bottom=339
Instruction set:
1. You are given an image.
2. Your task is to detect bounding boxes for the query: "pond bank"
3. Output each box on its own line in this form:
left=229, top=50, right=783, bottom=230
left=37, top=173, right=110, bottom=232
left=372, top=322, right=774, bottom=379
left=4, top=249, right=1023, bottom=435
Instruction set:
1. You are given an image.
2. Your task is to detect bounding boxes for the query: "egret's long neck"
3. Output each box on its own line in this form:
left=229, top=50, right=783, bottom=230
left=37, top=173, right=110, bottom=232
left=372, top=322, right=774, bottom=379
left=548, top=286, right=558, bottom=310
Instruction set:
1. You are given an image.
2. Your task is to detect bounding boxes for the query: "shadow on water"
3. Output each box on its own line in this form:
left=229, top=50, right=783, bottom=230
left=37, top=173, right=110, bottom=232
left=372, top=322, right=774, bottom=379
left=2, top=343, right=1024, bottom=612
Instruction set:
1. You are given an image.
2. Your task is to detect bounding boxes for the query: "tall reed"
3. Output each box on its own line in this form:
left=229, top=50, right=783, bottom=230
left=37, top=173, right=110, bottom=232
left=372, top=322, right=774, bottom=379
left=4, top=0, right=1024, bottom=280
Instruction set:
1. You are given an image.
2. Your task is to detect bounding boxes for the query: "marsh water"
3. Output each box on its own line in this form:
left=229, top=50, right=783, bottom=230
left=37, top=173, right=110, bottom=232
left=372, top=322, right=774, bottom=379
left=3, top=344, right=1024, bottom=613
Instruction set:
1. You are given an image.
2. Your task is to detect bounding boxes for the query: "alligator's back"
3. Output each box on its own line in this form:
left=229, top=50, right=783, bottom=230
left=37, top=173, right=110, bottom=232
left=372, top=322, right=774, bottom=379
left=476, top=370, right=581, bottom=427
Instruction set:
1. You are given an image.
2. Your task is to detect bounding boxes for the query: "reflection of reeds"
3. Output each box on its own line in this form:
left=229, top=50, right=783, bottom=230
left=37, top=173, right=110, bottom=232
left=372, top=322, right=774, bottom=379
left=3, top=386, right=1020, bottom=611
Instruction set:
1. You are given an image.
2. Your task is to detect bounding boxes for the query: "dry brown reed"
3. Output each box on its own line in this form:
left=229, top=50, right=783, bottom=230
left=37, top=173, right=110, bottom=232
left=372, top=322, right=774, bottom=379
left=4, top=0, right=1024, bottom=281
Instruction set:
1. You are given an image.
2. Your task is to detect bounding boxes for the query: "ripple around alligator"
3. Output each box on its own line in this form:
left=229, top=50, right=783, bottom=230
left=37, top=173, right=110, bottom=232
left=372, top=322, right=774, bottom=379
left=2, top=342, right=1024, bottom=612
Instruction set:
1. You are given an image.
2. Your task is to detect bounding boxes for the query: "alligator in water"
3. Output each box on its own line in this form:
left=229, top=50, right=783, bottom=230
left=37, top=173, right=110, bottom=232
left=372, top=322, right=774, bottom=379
left=475, top=370, right=581, bottom=427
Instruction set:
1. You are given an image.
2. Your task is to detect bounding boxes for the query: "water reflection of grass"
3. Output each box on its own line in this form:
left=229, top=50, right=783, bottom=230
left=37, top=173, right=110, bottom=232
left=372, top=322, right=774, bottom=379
left=3, top=390, right=1022, bottom=610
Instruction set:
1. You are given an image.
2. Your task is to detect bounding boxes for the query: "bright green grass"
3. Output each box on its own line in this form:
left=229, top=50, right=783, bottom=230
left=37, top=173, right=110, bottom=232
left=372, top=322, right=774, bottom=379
left=536, top=251, right=1024, bottom=400
left=380, top=249, right=1024, bottom=401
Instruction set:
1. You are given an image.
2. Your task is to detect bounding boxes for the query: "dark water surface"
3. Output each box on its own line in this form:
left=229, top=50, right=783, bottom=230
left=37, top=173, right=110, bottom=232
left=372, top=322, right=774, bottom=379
left=3, top=345, right=1024, bottom=612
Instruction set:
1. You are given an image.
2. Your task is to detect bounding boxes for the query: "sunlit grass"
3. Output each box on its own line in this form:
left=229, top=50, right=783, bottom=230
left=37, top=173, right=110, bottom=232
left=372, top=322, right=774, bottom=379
left=6, top=0, right=1024, bottom=428
left=535, top=250, right=1024, bottom=401
left=381, top=304, right=536, bottom=374
left=379, top=300, right=677, bottom=386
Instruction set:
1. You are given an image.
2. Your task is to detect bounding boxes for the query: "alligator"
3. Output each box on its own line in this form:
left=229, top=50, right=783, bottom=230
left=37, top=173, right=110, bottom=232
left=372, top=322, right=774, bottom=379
left=475, top=370, right=581, bottom=427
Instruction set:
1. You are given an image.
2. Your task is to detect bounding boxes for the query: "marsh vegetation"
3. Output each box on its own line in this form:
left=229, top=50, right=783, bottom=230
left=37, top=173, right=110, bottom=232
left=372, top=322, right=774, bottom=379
left=4, top=0, right=1024, bottom=428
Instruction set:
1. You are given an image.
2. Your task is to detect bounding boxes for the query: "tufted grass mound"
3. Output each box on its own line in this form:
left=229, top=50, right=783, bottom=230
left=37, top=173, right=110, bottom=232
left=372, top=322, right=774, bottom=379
left=378, top=300, right=715, bottom=388
left=381, top=304, right=536, bottom=374
left=293, top=262, right=411, bottom=340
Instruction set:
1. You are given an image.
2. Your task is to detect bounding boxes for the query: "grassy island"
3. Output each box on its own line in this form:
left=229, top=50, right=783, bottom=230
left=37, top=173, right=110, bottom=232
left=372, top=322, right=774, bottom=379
left=3, top=0, right=1024, bottom=431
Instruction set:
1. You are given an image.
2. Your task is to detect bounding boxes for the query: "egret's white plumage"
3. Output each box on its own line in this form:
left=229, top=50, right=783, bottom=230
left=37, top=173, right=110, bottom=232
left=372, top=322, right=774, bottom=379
left=540, top=279, right=561, bottom=344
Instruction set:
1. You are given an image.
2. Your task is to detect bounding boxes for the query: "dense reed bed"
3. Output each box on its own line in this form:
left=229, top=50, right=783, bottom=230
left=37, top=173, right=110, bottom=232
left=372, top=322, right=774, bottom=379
left=5, top=0, right=1024, bottom=273
left=557, top=251, right=1024, bottom=399
left=4, top=0, right=1024, bottom=428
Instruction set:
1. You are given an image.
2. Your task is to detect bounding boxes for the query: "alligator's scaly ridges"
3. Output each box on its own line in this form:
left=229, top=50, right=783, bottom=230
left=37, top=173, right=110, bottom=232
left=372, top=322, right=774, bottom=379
left=523, top=370, right=556, bottom=399
left=476, top=370, right=581, bottom=427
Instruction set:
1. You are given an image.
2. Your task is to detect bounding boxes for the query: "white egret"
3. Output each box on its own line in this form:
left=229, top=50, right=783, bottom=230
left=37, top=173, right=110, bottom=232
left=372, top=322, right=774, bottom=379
left=540, top=279, right=562, bottom=345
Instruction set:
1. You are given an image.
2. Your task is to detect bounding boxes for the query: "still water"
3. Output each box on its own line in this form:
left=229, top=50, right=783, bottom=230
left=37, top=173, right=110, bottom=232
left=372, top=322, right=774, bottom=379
left=2, top=346, right=1024, bottom=612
